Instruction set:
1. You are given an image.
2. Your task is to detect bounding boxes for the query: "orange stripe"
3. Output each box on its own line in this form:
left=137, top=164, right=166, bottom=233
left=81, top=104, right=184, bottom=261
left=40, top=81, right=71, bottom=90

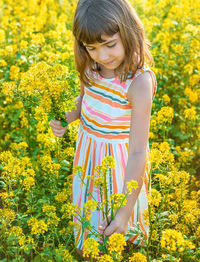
left=82, top=137, right=92, bottom=181
left=86, top=88, right=132, bottom=109
left=143, top=171, right=148, bottom=194
left=110, top=144, right=117, bottom=193
left=81, top=119, right=130, bottom=140
left=88, top=140, right=96, bottom=200
left=89, top=79, right=125, bottom=99
left=131, top=208, right=134, bottom=222
left=75, top=227, right=81, bottom=246
left=82, top=109, right=130, bottom=130
left=129, top=233, right=139, bottom=243
left=125, top=142, right=129, bottom=154
left=76, top=136, right=91, bottom=208
left=72, top=131, right=84, bottom=178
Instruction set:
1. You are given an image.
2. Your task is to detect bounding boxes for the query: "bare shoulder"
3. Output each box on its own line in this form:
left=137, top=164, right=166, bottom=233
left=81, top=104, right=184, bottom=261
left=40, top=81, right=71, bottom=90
left=127, top=71, right=153, bottom=104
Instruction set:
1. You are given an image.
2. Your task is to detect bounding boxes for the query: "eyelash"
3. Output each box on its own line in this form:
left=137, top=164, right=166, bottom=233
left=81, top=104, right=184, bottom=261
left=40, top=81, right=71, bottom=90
left=87, top=43, right=116, bottom=51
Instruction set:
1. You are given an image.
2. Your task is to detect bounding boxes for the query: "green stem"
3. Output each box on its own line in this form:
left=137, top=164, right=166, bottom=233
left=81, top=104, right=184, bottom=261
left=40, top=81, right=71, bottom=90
left=56, top=137, right=60, bottom=162
left=74, top=211, right=102, bottom=240
left=103, top=169, right=109, bottom=225
left=112, top=191, right=130, bottom=220
left=76, top=171, right=108, bottom=221
left=170, top=250, right=172, bottom=262
left=99, top=188, right=105, bottom=220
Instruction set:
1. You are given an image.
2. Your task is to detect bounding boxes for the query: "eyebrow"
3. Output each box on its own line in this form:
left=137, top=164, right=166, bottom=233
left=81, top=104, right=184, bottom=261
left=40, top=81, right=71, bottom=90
left=84, top=38, right=118, bottom=47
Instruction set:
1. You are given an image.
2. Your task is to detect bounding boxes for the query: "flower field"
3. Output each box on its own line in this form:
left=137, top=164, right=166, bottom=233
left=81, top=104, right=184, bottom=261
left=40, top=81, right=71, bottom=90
left=0, top=0, right=199, bottom=261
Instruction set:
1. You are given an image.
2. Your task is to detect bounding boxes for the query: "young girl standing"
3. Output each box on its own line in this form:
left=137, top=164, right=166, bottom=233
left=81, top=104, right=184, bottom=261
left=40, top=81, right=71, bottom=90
left=50, top=0, right=157, bottom=256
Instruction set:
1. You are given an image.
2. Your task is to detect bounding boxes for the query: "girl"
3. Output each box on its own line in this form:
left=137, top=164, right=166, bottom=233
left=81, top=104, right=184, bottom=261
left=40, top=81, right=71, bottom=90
left=50, top=0, right=157, bottom=258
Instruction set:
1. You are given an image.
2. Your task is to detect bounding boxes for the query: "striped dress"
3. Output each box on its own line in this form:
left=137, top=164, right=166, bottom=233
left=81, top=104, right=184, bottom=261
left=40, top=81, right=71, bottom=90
left=72, top=63, right=157, bottom=250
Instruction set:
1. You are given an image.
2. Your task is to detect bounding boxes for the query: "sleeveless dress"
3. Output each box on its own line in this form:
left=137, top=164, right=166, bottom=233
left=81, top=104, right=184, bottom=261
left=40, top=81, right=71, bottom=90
left=72, top=63, right=157, bottom=250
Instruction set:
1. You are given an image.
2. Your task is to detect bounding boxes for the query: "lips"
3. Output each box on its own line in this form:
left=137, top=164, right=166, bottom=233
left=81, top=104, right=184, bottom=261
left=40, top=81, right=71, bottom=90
left=103, top=60, right=114, bottom=65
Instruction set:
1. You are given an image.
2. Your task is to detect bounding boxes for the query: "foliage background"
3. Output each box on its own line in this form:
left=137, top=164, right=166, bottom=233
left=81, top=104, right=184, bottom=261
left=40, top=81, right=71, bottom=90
left=0, top=0, right=199, bottom=261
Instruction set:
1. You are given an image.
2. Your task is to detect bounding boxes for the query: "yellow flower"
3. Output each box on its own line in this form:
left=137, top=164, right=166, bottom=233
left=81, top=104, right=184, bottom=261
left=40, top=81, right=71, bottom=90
left=0, top=208, right=16, bottom=222
left=101, top=156, right=115, bottom=170
left=55, top=188, right=68, bottom=203
left=108, top=233, right=126, bottom=255
left=42, top=204, right=56, bottom=213
left=61, top=203, right=79, bottom=219
left=28, top=217, right=48, bottom=235
left=94, top=176, right=104, bottom=188
left=0, top=29, right=5, bottom=43
left=31, top=33, right=45, bottom=45
left=109, top=193, right=126, bottom=210
left=147, top=188, right=161, bottom=207
left=169, top=214, right=179, bottom=225
left=9, top=226, right=23, bottom=237
left=143, top=208, right=149, bottom=225
left=18, top=235, right=26, bottom=247
left=184, top=87, right=198, bottom=103
left=127, top=180, right=138, bottom=193
left=167, top=170, right=190, bottom=186
left=20, top=40, right=28, bottom=49
left=184, top=107, right=198, bottom=121
left=129, top=252, right=147, bottom=262
left=162, top=94, right=170, bottom=103
left=159, top=141, right=170, bottom=153
left=160, top=229, right=195, bottom=252
left=56, top=244, right=74, bottom=262
left=9, top=65, right=20, bottom=80
left=83, top=238, right=99, bottom=260
left=99, top=254, right=114, bottom=262
left=84, top=199, right=98, bottom=220
left=22, top=176, right=35, bottom=191
left=156, top=106, right=174, bottom=124
left=73, top=165, right=84, bottom=175
left=0, top=59, right=7, bottom=67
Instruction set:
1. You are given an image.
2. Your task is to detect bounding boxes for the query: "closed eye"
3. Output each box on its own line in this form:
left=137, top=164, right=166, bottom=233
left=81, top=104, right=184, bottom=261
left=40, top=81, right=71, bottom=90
left=87, top=43, right=117, bottom=51
left=107, top=43, right=116, bottom=48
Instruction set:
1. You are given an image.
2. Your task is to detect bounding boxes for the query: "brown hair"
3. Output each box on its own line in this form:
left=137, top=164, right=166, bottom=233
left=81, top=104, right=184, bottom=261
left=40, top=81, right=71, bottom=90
left=72, top=0, right=155, bottom=87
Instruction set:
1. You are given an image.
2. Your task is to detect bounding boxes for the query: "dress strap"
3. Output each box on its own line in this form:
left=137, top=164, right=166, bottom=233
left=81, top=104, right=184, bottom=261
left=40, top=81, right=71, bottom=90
left=125, top=64, right=157, bottom=100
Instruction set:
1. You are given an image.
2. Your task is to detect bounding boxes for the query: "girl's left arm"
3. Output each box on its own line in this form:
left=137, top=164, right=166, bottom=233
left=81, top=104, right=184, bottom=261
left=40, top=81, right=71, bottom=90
left=99, top=71, right=153, bottom=236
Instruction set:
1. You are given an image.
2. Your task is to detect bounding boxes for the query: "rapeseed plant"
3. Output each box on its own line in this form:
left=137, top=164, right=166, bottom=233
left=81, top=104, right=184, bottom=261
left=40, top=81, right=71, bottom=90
left=0, top=0, right=199, bottom=260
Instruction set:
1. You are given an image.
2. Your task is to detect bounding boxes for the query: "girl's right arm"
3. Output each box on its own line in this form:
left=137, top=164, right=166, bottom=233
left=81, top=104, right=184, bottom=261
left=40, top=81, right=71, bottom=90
left=50, top=82, right=84, bottom=137
left=65, top=81, right=84, bottom=123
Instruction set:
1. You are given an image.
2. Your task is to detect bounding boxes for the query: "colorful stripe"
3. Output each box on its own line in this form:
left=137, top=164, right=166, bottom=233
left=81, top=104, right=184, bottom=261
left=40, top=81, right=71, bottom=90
left=72, top=64, right=157, bottom=250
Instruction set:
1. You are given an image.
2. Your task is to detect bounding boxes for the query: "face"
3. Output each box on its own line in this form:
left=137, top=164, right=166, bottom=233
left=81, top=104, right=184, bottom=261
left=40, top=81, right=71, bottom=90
left=83, top=32, right=125, bottom=73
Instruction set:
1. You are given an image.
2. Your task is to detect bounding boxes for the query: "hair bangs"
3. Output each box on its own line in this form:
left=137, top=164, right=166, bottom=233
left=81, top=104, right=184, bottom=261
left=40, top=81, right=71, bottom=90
left=78, top=14, right=119, bottom=45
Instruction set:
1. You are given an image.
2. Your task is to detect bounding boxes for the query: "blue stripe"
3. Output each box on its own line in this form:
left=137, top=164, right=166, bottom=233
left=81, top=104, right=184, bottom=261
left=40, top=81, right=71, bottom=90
left=88, top=86, right=128, bottom=105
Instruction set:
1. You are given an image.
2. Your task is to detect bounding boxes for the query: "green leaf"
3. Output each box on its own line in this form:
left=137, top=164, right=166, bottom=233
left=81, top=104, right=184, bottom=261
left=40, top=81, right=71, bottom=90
left=48, top=115, right=55, bottom=122
left=61, top=120, right=68, bottom=127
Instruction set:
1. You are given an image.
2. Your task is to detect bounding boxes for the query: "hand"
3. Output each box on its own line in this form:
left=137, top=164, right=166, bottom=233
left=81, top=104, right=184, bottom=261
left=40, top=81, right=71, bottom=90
left=50, top=120, right=68, bottom=137
left=98, top=210, right=129, bottom=236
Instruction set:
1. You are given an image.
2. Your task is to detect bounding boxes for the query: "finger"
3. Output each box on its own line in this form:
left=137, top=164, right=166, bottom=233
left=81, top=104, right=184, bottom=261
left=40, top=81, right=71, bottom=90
left=52, top=126, right=67, bottom=137
left=104, top=221, right=117, bottom=236
left=50, top=120, right=62, bottom=128
left=98, top=215, right=111, bottom=231
left=53, top=132, right=65, bottom=137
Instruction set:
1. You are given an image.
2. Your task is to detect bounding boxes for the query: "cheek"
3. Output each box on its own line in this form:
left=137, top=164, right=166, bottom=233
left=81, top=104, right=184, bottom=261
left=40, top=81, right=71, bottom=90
left=114, top=45, right=125, bottom=59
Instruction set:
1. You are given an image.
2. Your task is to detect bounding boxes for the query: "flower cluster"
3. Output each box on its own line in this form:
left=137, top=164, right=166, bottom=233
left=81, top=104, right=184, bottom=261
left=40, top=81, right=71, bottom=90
left=83, top=238, right=99, bottom=260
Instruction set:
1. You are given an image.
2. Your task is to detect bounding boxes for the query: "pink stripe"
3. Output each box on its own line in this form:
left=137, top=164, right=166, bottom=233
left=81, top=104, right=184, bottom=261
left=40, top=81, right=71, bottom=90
left=98, top=142, right=103, bottom=165
left=119, top=144, right=126, bottom=179
left=83, top=100, right=112, bottom=121
left=83, top=100, right=131, bottom=122
left=76, top=135, right=89, bottom=207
